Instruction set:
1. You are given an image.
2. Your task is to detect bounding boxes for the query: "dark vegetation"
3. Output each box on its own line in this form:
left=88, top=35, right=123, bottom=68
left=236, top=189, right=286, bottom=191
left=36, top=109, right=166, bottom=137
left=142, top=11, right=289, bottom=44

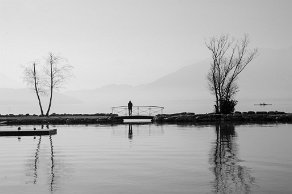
left=154, top=112, right=292, bottom=124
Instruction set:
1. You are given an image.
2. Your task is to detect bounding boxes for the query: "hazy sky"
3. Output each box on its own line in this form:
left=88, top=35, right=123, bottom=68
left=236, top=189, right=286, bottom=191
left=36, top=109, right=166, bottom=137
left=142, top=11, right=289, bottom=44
left=0, top=0, right=291, bottom=90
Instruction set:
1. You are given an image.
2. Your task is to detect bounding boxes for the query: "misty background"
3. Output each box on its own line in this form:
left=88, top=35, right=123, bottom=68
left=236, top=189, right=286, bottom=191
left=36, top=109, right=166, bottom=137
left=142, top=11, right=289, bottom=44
left=0, top=0, right=291, bottom=114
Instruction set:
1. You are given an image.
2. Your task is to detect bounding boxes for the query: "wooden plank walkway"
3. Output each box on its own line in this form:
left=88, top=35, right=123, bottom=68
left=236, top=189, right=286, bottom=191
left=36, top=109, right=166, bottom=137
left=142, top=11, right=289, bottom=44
left=0, top=129, right=57, bottom=136
left=117, top=115, right=154, bottom=120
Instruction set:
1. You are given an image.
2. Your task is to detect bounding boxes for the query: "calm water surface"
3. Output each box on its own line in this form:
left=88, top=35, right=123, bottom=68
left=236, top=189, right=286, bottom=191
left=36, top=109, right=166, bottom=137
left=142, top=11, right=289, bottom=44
left=0, top=123, right=292, bottom=194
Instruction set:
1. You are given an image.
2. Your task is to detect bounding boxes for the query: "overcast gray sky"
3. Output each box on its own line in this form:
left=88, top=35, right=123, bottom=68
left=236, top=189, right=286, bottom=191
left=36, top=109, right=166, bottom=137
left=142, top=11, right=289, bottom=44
left=0, top=0, right=291, bottom=90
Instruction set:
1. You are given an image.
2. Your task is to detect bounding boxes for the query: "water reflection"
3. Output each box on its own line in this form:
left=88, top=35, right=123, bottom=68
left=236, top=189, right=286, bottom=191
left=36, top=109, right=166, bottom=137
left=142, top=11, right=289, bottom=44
left=33, top=136, right=42, bottom=184
left=25, top=132, right=58, bottom=193
left=112, top=124, right=164, bottom=139
left=49, top=135, right=55, bottom=192
left=209, top=123, right=255, bottom=193
left=128, top=124, right=133, bottom=140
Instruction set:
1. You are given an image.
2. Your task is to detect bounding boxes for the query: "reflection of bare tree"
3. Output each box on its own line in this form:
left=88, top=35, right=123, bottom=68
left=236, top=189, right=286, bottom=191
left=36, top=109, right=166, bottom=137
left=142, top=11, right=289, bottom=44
left=209, top=123, right=255, bottom=193
left=25, top=134, right=58, bottom=193
left=49, top=135, right=55, bottom=192
left=33, top=136, right=42, bottom=184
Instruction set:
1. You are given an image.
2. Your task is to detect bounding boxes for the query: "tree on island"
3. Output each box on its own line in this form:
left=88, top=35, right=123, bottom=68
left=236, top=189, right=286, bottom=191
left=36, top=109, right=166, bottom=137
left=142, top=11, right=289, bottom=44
left=24, top=62, right=45, bottom=116
left=23, top=53, right=73, bottom=116
left=206, top=34, right=258, bottom=114
left=44, top=53, right=73, bottom=116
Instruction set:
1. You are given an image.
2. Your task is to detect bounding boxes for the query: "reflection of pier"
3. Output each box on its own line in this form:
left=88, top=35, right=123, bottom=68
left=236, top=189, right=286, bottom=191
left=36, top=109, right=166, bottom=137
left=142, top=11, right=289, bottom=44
left=209, top=123, right=255, bottom=193
left=111, top=124, right=164, bottom=139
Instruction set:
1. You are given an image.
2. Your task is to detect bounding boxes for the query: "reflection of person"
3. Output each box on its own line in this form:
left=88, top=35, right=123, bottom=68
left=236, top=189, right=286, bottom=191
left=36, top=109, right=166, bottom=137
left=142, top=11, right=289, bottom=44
left=128, top=124, right=133, bottom=139
left=128, top=101, right=133, bottom=116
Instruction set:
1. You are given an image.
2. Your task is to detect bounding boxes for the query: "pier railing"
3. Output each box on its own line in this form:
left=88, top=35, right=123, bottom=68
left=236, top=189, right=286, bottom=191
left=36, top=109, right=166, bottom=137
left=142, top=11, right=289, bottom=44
left=112, top=106, right=164, bottom=116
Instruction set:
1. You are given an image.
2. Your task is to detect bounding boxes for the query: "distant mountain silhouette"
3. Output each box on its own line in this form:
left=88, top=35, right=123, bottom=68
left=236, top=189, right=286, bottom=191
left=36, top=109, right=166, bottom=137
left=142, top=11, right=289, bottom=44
left=64, top=47, right=292, bottom=113
left=140, top=59, right=210, bottom=98
left=0, top=47, right=291, bottom=114
left=63, top=60, right=213, bottom=113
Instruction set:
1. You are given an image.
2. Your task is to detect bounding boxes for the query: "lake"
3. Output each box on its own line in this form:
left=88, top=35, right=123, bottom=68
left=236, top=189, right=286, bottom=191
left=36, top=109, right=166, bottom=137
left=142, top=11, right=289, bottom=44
left=0, top=123, right=292, bottom=194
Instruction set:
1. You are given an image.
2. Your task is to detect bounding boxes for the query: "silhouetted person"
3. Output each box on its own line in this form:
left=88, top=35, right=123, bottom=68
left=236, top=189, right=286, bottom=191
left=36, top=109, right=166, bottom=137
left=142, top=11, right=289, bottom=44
left=128, top=101, right=133, bottom=116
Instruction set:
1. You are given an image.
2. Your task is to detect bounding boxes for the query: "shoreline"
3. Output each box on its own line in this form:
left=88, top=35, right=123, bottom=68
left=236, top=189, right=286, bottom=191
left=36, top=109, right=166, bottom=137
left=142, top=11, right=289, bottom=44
left=0, top=111, right=292, bottom=125
left=154, top=112, right=292, bottom=124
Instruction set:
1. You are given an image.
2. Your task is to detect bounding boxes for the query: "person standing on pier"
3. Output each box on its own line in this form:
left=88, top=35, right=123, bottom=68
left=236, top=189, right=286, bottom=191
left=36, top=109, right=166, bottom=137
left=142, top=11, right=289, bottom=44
left=128, top=101, right=133, bottom=116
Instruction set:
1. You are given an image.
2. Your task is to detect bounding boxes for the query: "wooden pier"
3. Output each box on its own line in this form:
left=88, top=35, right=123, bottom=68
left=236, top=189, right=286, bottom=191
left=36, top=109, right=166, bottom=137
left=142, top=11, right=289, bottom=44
left=117, top=115, right=154, bottom=120
left=111, top=105, right=163, bottom=123
left=121, top=116, right=153, bottom=123
left=0, top=129, right=57, bottom=136
left=112, top=106, right=164, bottom=116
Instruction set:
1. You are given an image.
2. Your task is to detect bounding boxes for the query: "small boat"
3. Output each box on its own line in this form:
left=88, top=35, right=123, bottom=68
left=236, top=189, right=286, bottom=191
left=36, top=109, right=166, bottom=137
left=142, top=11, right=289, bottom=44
left=254, top=103, right=272, bottom=106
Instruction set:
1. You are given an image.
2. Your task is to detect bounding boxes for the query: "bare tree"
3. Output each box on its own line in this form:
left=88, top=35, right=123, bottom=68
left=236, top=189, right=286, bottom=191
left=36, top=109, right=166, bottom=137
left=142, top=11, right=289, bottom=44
left=23, top=53, right=73, bottom=116
left=44, top=53, right=73, bottom=116
left=206, top=34, right=258, bottom=114
left=23, top=62, right=45, bottom=116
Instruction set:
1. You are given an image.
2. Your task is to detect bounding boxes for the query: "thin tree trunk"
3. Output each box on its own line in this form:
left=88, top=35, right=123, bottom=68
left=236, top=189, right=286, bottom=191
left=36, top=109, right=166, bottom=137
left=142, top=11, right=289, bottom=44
left=46, top=54, right=54, bottom=116
left=213, top=79, right=219, bottom=113
left=212, top=62, right=219, bottom=113
left=33, top=63, right=44, bottom=116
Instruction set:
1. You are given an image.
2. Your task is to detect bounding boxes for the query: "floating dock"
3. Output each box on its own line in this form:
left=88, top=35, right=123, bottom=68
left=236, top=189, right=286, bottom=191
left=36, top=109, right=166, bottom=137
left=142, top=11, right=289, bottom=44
left=0, top=129, right=57, bottom=136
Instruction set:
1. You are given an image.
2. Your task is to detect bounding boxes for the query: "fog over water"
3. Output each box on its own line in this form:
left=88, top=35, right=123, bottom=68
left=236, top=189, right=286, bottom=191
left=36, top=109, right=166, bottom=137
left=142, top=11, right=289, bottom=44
left=1, top=99, right=292, bottom=115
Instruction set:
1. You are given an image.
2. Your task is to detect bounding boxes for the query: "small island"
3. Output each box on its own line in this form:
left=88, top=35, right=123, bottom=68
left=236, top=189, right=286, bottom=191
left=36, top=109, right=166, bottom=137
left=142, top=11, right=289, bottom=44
left=1, top=111, right=291, bottom=125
